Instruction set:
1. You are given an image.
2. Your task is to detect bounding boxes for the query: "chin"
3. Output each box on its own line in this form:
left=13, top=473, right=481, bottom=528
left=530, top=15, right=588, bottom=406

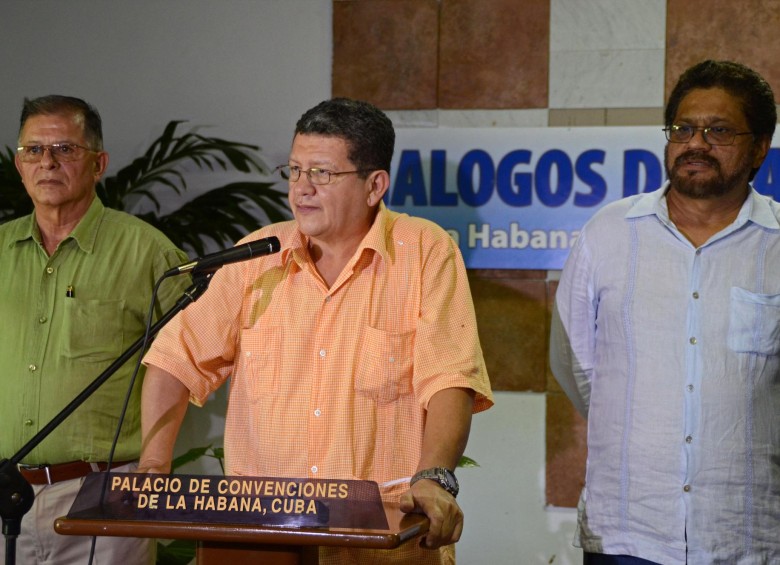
left=673, top=176, right=739, bottom=199
left=296, top=222, right=322, bottom=239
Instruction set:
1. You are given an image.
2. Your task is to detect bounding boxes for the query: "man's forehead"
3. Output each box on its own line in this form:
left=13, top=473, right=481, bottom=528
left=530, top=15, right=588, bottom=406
left=21, top=112, right=85, bottom=136
left=292, top=132, right=347, bottom=145
left=291, top=133, right=350, bottom=160
left=674, top=88, right=747, bottom=122
left=677, top=87, right=739, bottom=107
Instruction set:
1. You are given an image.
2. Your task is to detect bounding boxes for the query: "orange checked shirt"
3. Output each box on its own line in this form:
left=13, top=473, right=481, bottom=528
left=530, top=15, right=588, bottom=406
left=145, top=203, right=493, bottom=564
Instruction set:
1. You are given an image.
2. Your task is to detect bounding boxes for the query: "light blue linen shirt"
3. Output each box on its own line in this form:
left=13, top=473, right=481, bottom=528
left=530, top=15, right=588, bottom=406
left=550, top=184, right=780, bottom=565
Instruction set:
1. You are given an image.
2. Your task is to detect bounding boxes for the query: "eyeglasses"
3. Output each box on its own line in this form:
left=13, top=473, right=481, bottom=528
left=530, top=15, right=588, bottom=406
left=663, top=125, right=754, bottom=146
left=16, top=143, right=96, bottom=163
left=275, top=164, right=373, bottom=185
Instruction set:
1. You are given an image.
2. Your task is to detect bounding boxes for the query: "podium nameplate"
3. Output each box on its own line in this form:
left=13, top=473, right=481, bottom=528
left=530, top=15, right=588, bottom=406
left=67, top=473, right=389, bottom=530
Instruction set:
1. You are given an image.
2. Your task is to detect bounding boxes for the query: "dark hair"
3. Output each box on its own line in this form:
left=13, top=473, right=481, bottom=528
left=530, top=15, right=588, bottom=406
left=665, top=60, right=777, bottom=142
left=19, top=95, right=104, bottom=151
left=294, top=98, right=395, bottom=176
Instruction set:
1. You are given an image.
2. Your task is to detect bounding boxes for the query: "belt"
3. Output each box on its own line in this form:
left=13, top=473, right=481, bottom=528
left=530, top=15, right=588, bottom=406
left=18, top=460, right=134, bottom=485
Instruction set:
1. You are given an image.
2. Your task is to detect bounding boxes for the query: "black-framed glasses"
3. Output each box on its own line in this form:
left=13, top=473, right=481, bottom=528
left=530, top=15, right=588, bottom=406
left=663, top=125, right=754, bottom=146
left=275, top=164, right=373, bottom=185
left=16, top=143, right=96, bottom=163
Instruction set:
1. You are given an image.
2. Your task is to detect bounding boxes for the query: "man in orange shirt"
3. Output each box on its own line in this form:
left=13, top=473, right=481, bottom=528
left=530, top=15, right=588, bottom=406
left=139, top=98, right=493, bottom=564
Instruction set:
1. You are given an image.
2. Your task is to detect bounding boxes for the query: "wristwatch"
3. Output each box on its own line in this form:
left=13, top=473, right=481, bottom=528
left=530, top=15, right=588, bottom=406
left=410, top=467, right=459, bottom=498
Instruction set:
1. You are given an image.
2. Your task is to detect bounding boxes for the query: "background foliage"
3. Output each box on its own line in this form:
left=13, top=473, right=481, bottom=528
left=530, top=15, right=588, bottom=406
left=0, top=121, right=291, bottom=256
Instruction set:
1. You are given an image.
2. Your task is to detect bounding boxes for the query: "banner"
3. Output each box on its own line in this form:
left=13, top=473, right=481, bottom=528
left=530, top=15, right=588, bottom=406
left=387, top=126, right=780, bottom=269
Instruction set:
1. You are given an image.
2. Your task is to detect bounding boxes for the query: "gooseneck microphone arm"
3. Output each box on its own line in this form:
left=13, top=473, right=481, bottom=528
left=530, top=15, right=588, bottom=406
left=0, top=273, right=214, bottom=565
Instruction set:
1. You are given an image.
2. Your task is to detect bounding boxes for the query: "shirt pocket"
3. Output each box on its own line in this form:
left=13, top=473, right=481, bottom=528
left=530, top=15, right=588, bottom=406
left=727, top=287, right=780, bottom=355
left=240, top=325, right=281, bottom=402
left=63, top=298, right=125, bottom=362
left=355, top=327, right=414, bottom=404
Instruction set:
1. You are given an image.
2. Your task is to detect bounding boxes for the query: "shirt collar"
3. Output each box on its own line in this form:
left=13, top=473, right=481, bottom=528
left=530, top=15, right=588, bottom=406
left=624, top=182, right=780, bottom=231
left=355, top=201, right=391, bottom=262
left=743, top=188, right=780, bottom=229
left=284, top=201, right=391, bottom=268
left=59, top=196, right=105, bottom=253
left=6, top=196, right=104, bottom=253
left=624, top=184, right=668, bottom=220
left=5, top=211, right=37, bottom=248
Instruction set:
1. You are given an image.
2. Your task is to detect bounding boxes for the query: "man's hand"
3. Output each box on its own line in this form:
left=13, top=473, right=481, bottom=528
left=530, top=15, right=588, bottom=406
left=399, top=478, right=464, bottom=549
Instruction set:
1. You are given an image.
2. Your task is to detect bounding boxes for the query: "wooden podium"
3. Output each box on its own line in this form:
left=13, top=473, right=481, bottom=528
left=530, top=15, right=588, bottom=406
left=54, top=500, right=428, bottom=565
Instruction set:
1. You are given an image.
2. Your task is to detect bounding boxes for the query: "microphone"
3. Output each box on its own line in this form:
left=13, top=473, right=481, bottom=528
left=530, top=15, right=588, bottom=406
left=165, top=236, right=281, bottom=277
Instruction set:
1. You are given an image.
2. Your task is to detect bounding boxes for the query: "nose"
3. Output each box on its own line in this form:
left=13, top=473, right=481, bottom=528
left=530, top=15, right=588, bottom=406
left=39, top=147, right=58, bottom=168
left=686, top=128, right=712, bottom=149
left=291, top=174, right=315, bottom=196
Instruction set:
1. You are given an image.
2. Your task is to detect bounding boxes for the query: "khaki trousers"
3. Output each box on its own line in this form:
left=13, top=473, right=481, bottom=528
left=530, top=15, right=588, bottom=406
left=2, top=463, right=155, bottom=565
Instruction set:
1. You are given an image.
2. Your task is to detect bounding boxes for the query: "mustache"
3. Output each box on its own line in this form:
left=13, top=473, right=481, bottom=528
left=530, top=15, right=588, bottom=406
left=674, top=151, right=720, bottom=169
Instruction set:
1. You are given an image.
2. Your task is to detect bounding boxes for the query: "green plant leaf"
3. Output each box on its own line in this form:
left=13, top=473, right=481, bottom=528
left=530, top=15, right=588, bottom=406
left=170, top=445, right=225, bottom=476
left=148, top=181, right=289, bottom=256
left=94, top=121, right=281, bottom=233
left=171, top=445, right=213, bottom=472
left=156, top=539, right=196, bottom=565
left=0, top=147, right=32, bottom=223
left=457, top=456, right=480, bottom=468
left=1, top=120, right=292, bottom=252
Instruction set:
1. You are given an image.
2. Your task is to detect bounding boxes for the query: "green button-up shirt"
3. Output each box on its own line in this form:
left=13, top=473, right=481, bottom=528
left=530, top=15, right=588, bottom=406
left=0, top=196, right=190, bottom=464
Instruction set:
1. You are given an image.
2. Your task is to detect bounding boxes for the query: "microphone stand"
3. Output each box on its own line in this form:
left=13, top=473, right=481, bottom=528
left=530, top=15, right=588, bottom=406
left=0, top=273, right=212, bottom=565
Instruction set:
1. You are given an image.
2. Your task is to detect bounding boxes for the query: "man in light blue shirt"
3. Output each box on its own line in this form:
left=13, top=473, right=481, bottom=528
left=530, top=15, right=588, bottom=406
left=550, top=60, right=780, bottom=565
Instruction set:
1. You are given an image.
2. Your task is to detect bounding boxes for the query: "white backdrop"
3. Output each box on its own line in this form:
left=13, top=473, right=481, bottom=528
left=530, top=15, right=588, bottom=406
left=0, top=1, right=332, bottom=182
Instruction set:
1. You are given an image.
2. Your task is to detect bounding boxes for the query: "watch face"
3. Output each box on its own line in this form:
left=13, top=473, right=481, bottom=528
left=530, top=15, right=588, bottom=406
left=442, top=469, right=459, bottom=494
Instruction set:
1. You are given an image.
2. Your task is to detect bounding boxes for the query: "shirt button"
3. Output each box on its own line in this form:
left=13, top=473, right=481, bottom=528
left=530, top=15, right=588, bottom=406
left=683, top=484, right=691, bottom=492
left=685, top=435, right=693, bottom=443
left=311, top=466, right=318, bottom=474
left=24, top=419, right=33, bottom=426
left=314, top=409, right=322, bottom=417
left=692, top=291, right=699, bottom=299
left=28, top=364, right=37, bottom=372
left=319, top=349, right=326, bottom=358
left=325, top=295, right=331, bottom=303
left=689, top=337, right=697, bottom=345
left=46, top=267, right=54, bottom=274
left=687, top=384, right=694, bottom=392
left=38, top=316, right=47, bottom=324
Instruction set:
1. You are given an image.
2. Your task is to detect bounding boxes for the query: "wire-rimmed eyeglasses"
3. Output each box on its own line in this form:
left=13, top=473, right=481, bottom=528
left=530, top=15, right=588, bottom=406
left=663, top=125, right=754, bottom=146
left=275, top=164, right=373, bottom=185
left=16, top=143, right=96, bottom=163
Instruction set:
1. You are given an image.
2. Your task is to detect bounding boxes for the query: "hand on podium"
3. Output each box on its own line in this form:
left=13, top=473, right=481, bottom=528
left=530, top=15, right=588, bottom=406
left=399, top=479, right=463, bottom=550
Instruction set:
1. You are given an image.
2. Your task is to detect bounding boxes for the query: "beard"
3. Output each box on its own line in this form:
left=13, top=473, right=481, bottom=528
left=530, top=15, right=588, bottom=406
left=664, top=146, right=754, bottom=199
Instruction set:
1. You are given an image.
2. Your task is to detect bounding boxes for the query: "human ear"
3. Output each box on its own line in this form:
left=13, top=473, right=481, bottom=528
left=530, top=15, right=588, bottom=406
left=366, top=170, right=390, bottom=207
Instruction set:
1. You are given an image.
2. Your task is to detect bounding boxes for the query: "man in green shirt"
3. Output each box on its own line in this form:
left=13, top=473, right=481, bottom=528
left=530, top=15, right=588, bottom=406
left=0, top=95, right=190, bottom=564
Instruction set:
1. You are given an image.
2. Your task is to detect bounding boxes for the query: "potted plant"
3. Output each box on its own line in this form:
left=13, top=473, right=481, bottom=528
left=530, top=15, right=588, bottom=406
left=0, top=120, right=291, bottom=254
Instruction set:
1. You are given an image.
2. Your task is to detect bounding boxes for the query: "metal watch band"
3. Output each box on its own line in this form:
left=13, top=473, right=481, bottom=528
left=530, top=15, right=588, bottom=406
left=410, top=466, right=459, bottom=498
